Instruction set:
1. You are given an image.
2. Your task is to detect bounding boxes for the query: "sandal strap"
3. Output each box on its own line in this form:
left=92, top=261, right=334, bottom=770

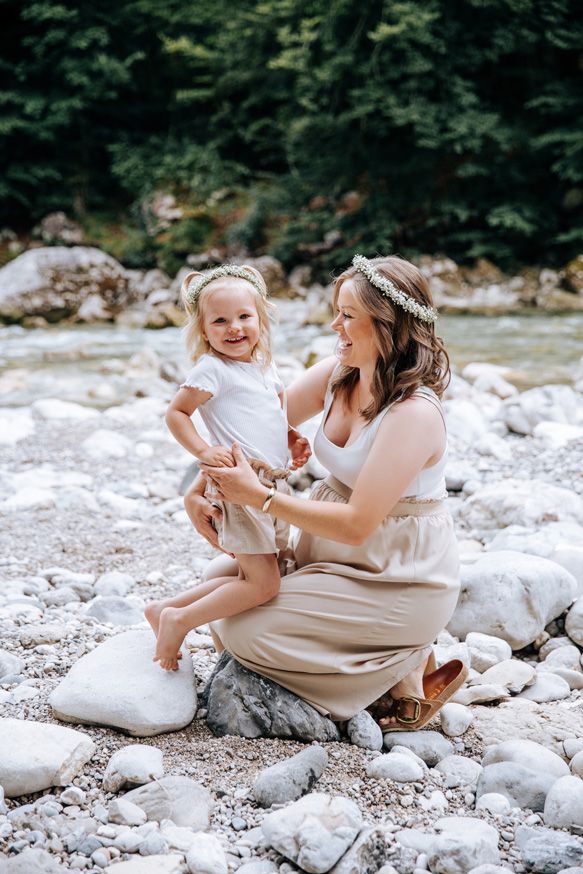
left=394, top=696, right=432, bottom=725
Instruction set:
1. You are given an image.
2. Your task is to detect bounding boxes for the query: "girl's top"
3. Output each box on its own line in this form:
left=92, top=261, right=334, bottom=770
left=314, top=385, right=447, bottom=498
left=181, top=353, right=288, bottom=469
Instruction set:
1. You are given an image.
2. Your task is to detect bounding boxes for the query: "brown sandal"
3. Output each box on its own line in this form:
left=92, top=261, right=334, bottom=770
left=378, top=658, right=469, bottom=732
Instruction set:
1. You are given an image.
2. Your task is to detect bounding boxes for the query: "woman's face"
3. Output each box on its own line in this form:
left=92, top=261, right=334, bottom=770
left=331, top=279, right=378, bottom=369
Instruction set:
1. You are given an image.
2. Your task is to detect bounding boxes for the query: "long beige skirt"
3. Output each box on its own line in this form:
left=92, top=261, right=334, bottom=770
left=211, top=476, right=460, bottom=721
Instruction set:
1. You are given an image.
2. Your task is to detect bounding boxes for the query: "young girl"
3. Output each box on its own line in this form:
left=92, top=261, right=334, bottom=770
left=145, top=264, right=310, bottom=670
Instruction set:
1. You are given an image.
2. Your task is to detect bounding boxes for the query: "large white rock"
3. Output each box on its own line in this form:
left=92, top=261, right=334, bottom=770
left=261, top=793, right=362, bottom=873
left=543, top=775, right=583, bottom=832
left=466, top=632, right=512, bottom=673
left=440, top=703, right=473, bottom=737
left=103, top=744, right=164, bottom=792
left=95, top=571, right=136, bottom=597
left=82, top=429, right=133, bottom=459
left=84, top=595, right=145, bottom=626
left=383, top=731, right=453, bottom=766
left=566, top=598, right=583, bottom=645
left=50, top=629, right=197, bottom=736
left=458, top=480, right=583, bottom=531
left=366, top=751, right=426, bottom=783
left=0, top=718, right=95, bottom=797
left=0, top=408, right=35, bottom=446
left=428, top=816, right=500, bottom=873
left=32, top=398, right=100, bottom=420
left=487, top=523, right=583, bottom=596
left=123, top=776, right=212, bottom=828
left=448, top=551, right=577, bottom=648
left=481, top=739, right=570, bottom=780
left=443, top=399, right=489, bottom=443
left=518, top=672, right=571, bottom=703
left=534, top=421, right=583, bottom=449
left=501, top=385, right=582, bottom=435
left=472, top=659, right=535, bottom=693
left=186, top=832, right=228, bottom=874
left=434, top=755, right=483, bottom=789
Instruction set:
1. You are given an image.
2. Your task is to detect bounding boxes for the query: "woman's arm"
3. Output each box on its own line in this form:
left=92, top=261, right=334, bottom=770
left=286, top=356, right=337, bottom=426
left=203, top=398, right=444, bottom=546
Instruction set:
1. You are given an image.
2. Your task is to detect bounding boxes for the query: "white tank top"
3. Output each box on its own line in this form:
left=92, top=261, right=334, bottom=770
left=314, top=385, right=447, bottom=498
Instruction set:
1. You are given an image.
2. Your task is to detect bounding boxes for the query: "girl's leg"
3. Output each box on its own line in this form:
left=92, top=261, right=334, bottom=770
left=154, top=553, right=280, bottom=671
left=144, top=574, right=240, bottom=636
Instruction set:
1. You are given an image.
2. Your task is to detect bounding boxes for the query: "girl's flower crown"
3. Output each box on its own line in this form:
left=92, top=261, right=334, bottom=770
left=352, top=254, right=438, bottom=324
left=185, top=265, right=267, bottom=306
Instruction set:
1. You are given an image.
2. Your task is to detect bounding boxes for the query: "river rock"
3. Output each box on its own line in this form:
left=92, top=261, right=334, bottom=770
left=261, top=793, right=362, bottom=874
left=108, top=797, right=148, bottom=826
left=253, top=745, right=328, bottom=807
left=428, top=816, right=501, bottom=873
left=328, top=827, right=387, bottom=874
left=95, top=571, right=136, bottom=597
left=466, top=632, right=512, bottom=672
left=383, top=730, right=454, bottom=766
left=32, top=398, right=100, bottom=421
left=475, top=793, right=512, bottom=815
left=566, top=599, right=583, bottom=645
left=0, top=408, right=35, bottom=446
left=366, top=751, right=427, bottom=782
left=515, top=824, right=583, bottom=873
left=103, top=744, right=164, bottom=792
left=123, top=776, right=212, bottom=828
left=518, top=672, right=571, bottom=702
left=453, top=684, right=510, bottom=706
left=205, top=653, right=340, bottom=742
left=448, top=551, right=577, bottom=648
left=50, top=629, right=197, bottom=736
left=84, top=595, right=145, bottom=626
left=476, top=762, right=557, bottom=811
left=543, top=644, right=582, bottom=671
left=2, top=847, right=64, bottom=872
left=186, top=832, right=228, bottom=874
left=482, top=739, right=569, bottom=779
left=440, top=703, right=473, bottom=737
left=501, top=385, right=582, bottom=435
left=0, top=649, right=24, bottom=680
left=458, top=480, right=583, bottom=531
left=487, top=523, right=583, bottom=596
left=104, top=857, right=183, bottom=873
left=0, top=718, right=95, bottom=797
left=471, top=698, right=583, bottom=755
left=0, top=246, right=133, bottom=321
left=435, top=755, right=483, bottom=789
left=82, top=429, right=133, bottom=459
left=543, top=775, right=583, bottom=832
left=345, top=710, right=383, bottom=750
left=474, top=659, right=535, bottom=692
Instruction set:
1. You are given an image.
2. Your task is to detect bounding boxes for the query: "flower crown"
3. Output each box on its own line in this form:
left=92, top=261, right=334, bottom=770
left=352, top=254, right=438, bottom=324
left=186, top=265, right=266, bottom=306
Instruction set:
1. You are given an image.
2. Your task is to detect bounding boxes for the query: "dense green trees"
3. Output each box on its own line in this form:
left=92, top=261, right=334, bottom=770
left=1, top=0, right=581, bottom=269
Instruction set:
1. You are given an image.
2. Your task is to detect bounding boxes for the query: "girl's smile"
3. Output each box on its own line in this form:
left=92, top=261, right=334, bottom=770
left=202, top=282, right=261, bottom=362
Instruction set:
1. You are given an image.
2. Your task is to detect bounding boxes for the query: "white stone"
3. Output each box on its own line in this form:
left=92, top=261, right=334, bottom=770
left=186, top=832, right=228, bottom=874
left=435, top=755, right=483, bottom=789
left=346, top=710, right=383, bottom=750
left=458, top=479, right=583, bottom=530
left=444, top=399, right=489, bottom=444
left=366, top=752, right=426, bottom=783
left=0, top=408, right=35, bottom=445
left=261, top=793, right=362, bottom=874
left=466, top=633, right=512, bottom=673
left=104, top=857, right=183, bottom=873
left=85, top=595, right=145, bottom=626
left=473, top=659, right=535, bottom=693
left=474, top=432, right=512, bottom=461
left=518, top=672, right=571, bottom=703
left=502, top=385, right=582, bottom=435
left=32, top=397, right=100, bottom=420
left=482, top=739, right=569, bottom=780
left=453, top=684, right=510, bottom=706
left=0, top=649, right=24, bottom=679
left=429, top=816, right=501, bottom=873
left=0, top=486, right=55, bottom=512
left=566, top=598, right=583, bottom=646
left=475, top=793, right=512, bottom=815
left=440, top=703, right=473, bottom=737
left=543, top=643, right=582, bottom=670
left=570, top=750, right=583, bottom=777
left=449, top=551, right=577, bottom=649
left=544, top=775, right=583, bottom=832
left=123, top=776, right=212, bottom=829
left=0, top=718, right=95, bottom=797
left=82, top=429, right=133, bottom=459
left=95, top=571, right=136, bottom=597
left=50, top=629, right=197, bottom=736
left=103, top=744, right=164, bottom=792
left=108, top=798, right=148, bottom=826
left=533, top=421, right=583, bottom=449
left=383, top=731, right=453, bottom=766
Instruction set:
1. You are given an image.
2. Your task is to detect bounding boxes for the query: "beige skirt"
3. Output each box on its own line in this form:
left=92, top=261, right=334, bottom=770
left=211, top=476, right=460, bottom=720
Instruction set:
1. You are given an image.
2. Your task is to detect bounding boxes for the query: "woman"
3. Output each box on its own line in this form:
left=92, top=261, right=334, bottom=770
left=188, top=254, right=466, bottom=731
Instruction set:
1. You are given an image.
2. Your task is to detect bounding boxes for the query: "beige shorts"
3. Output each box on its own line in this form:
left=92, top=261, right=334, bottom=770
left=206, top=479, right=291, bottom=556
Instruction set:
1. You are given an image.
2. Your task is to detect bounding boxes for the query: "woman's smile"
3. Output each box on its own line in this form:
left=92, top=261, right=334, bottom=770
left=331, top=280, right=376, bottom=368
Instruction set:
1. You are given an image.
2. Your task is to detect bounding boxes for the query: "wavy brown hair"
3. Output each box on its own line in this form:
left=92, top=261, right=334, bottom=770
left=331, top=255, right=450, bottom=421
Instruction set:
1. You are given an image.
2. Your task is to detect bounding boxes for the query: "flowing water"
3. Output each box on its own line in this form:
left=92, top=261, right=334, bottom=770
left=0, top=311, right=581, bottom=408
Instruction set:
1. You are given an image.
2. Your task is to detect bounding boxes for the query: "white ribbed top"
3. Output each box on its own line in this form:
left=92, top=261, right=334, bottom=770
left=181, top=354, right=288, bottom=468
left=314, top=385, right=447, bottom=497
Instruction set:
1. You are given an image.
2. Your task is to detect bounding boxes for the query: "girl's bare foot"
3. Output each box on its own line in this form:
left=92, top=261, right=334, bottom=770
left=153, top=607, right=189, bottom=671
left=144, top=601, right=182, bottom=660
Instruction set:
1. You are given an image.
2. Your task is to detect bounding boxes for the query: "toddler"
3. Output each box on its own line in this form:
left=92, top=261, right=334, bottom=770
left=145, top=264, right=310, bottom=670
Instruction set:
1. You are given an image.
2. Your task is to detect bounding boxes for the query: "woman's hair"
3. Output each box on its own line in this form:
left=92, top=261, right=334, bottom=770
left=180, top=266, right=275, bottom=367
left=331, top=255, right=450, bottom=421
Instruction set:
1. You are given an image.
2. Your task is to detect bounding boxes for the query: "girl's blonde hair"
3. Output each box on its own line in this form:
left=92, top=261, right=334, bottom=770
left=180, top=266, right=275, bottom=367
left=331, top=255, right=451, bottom=420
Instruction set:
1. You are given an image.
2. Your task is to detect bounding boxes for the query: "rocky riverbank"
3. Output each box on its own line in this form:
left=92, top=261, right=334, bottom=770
left=1, top=317, right=583, bottom=872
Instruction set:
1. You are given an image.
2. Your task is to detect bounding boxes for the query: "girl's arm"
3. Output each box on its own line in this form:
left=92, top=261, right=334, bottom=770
left=203, top=398, right=445, bottom=546
left=166, top=388, right=234, bottom=467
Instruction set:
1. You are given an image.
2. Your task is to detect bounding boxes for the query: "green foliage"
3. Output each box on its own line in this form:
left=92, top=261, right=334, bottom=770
left=0, top=0, right=582, bottom=268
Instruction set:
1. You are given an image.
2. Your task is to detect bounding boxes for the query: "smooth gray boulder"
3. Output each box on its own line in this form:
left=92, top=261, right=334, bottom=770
left=123, top=776, right=212, bottom=829
left=85, top=595, right=145, bottom=626
left=50, top=629, right=196, bottom=736
left=481, top=739, right=570, bottom=780
left=383, top=730, right=453, bottom=766
left=515, top=824, right=583, bottom=873
left=476, top=762, right=557, bottom=811
left=428, top=817, right=501, bottom=874
left=449, top=551, right=577, bottom=648
left=253, top=745, right=328, bottom=807
left=543, top=775, right=583, bottom=832
left=103, top=744, right=164, bottom=792
left=0, top=718, right=95, bottom=797
left=346, top=710, right=383, bottom=750
left=205, top=653, right=340, bottom=742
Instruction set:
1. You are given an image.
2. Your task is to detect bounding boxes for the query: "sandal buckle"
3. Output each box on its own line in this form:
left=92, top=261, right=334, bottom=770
left=395, top=696, right=421, bottom=724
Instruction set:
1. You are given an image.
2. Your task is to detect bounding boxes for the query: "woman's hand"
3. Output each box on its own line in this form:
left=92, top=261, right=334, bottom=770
left=184, top=488, right=225, bottom=551
left=201, top=444, right=267, bottom=509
